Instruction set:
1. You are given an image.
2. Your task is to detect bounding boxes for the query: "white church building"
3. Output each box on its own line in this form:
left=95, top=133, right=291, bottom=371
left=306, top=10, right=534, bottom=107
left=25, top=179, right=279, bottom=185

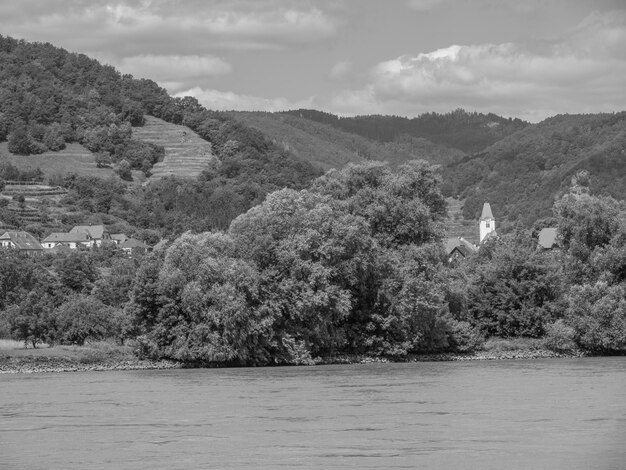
left=479, top=202, right=497, bottom=242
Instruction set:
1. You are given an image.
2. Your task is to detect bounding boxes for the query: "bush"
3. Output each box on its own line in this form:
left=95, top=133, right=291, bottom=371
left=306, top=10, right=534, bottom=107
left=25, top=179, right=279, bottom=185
left=565, top=282, right=626, bottom=352
left=445, top=318, right=485, bottom=352
left=543, top=320, right=577, bottom=353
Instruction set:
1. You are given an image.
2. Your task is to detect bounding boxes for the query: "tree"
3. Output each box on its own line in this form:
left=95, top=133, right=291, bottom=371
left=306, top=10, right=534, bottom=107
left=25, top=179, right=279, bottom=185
left=7, top=125, right=31, bottom=155
left=56, top=252, right=98, bottom=293
left=116, top=159, right=132, bottom=181
left=464, top=233, right=564, bottom=337
left=54, top=295, right=117, bottom=345
left=8, top=290, right=58, bottom=348
left=565, top=282, right=626, bottom=352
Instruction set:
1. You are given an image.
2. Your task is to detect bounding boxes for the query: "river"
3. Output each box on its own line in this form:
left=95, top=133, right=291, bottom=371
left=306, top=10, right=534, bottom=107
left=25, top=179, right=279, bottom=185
left=1, top=358, right=625, bottom=469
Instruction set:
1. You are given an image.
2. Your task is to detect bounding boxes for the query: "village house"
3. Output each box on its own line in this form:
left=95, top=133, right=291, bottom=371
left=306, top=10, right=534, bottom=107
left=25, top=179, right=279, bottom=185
left=0, top=231, right=44, bottom=255
left=42, top=232, right=92, bottom=249
left=446, top=237, right=478, bottom=262
left=70, top=225, right=112, bottom=246
left=120, top=237, right=149, bottom=255
left=111, top=233, right=129, bottom=245
left=538, top=227, right=558, bottom=250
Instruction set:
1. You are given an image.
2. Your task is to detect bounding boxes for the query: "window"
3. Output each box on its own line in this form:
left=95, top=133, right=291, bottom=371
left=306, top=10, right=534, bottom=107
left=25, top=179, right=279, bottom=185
left=486, top=222, right=490, bottom=228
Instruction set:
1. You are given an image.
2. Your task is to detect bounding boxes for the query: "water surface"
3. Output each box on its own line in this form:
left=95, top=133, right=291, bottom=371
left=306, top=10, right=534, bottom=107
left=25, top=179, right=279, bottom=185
left=1, top=358, right=625, bottom=469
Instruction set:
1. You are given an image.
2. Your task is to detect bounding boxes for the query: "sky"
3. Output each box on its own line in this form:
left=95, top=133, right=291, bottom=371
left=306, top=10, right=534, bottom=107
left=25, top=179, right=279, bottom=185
left=0, top=0, right=625, bottom=122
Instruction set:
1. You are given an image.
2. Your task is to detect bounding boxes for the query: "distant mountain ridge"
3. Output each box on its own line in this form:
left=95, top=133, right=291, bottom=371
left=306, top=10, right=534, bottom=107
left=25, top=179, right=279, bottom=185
left=444, top=112, right=626, bottom=227
left=282, top=108, right=528, bottom=154
left=228, top=111, right=465, bottom=170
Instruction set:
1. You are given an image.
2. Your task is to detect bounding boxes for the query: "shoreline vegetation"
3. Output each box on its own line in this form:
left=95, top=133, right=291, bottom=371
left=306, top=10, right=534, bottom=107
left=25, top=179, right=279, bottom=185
left=0, top=338, right=591, bottom=374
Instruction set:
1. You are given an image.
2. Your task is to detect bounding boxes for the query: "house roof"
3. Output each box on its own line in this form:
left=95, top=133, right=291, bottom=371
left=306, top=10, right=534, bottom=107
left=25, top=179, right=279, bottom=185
left=152, top=238, right=169, bottom=251
left=538, top=227, right=558, bottom=249
left=445, top=237, right=478, bottom=257
left=70, top=225, right=108, bottom=239
left=120, top=238, right=148, bottom=249
left=480, top=202, right=494, bottom=220
left=42, top=232, right=90, bottom=243
left=111, top=233, right=129, bottom=242
left=0, top=231, right=44, bottom=250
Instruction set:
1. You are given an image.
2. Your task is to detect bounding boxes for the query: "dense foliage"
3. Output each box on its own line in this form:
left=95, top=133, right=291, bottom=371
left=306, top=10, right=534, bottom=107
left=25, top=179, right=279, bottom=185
left=445, top=113, right=626, bottom=227
left=1, top=165, right=626, bottom=358
left=283, top=108, right=528, bottom=154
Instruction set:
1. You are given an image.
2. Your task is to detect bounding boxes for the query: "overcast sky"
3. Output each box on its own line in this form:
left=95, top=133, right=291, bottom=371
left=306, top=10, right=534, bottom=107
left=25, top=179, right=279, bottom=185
left=1, top=0, right=625, bottom=121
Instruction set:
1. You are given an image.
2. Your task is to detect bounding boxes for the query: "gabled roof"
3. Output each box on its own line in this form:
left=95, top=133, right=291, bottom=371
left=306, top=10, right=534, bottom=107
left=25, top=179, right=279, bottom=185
left=111, top=233, right=129, bottom=243
left=152, top=238, right=169, bottom=251
left=538, top=227, right=558, bottom=249
left=70, top=225, right=108, bottom=239
left=445, top=237, right=478, bottom=257
left=480, top=202, right=494, bottom=220
left=120, top=238, right=148, bottom=249
left=42, top=232, right=90, bottom=243
left=0, top=231, right=44, bottom=250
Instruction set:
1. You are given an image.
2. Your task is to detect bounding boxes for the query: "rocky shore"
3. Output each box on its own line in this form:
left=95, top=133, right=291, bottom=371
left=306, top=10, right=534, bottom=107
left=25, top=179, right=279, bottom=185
left=0, top=356, right=181, bottom=374
left=319, top=348, right=586, bottom=365
left=1, top=348, right=587, bottom=374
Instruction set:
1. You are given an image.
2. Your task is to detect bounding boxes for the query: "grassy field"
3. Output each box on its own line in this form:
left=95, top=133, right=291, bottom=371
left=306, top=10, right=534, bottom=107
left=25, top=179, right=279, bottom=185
left=0, top=339, right=135, bottom=363
left=133, top=115, right=217, bottom=180
left=0, top=142, right=115, bottom=179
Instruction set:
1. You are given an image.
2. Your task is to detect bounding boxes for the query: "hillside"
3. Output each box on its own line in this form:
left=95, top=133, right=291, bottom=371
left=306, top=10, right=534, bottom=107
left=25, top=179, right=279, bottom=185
left=282, top=109, right=528, bottom=154
left=228, top=111, right=465, bottom=170
left=444, top=112, right=626, bottom=227
left=0, top=142, right=114, bottom=179
left=132, top=116, right=217, bottom=180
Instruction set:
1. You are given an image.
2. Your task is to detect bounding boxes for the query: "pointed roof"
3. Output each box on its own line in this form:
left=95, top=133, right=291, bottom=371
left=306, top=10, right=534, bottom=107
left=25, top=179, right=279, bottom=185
left=445, top=237, right=478, bottom=257
left=480, top=202, right=494, bottom=220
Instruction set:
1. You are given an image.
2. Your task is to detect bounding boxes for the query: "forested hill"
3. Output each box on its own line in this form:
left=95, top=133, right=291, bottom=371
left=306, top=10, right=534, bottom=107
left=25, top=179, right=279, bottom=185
left=282, top=108, right=528, bottom=154
left=228, top=111, right=465, bottom=170
left=444, top=112, right=626, bottom=227
left=0, top=34, right=320, bottom=189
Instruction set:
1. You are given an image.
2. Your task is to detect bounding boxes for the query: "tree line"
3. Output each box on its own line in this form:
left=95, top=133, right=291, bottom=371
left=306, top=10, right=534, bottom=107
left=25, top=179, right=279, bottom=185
left=2, top=164, right=624, bottom=362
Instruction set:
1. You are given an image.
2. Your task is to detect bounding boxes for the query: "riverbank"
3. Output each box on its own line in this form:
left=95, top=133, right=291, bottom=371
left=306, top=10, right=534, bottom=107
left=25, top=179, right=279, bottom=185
left=0, top=340, right=180, bottom=374
left=0, top=338, right=587, bottom=373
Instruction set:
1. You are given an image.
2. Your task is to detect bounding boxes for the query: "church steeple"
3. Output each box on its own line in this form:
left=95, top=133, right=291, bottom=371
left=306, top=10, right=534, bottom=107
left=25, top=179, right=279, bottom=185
left=479, top=202, right=496, bottom=242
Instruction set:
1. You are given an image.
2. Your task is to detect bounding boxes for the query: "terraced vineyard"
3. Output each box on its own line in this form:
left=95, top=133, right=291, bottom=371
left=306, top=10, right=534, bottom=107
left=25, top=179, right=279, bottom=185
left=445, top=197, right=478, bottom=244
left=0, top=142, right=114, bottom=178
left=133, top=116, right=217, bottom=180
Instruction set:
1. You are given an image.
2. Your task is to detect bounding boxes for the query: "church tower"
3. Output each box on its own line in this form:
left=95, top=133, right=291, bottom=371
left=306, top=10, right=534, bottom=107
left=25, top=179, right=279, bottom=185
left=479, top=202, right=496, bottom=242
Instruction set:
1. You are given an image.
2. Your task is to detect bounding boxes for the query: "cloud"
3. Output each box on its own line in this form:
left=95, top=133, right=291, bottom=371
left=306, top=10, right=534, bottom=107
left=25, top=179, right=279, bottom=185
left=0, top=1, right=338, bottom=60
left=115, top=55, right=232, bottom=92
left=329, top=10, right=626, bottom=121
left=176, top=87, right=315, bottom=112
left=406, top=0, right=447, bottom=12
left=329, top=61, right=353, bottom=80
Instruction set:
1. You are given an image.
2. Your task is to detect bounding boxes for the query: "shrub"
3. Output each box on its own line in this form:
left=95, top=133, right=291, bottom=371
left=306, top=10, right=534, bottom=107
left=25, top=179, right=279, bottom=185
left=543, top=320, right=577, bottom=353
left=445, top=318, right=485, bottom=352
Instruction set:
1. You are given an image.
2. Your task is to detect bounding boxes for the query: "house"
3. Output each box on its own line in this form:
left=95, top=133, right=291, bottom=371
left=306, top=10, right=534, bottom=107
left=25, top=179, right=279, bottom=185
left=111, top=233, right=129, bottom=245
left=0, top=231, right=44, bottom=255
left=120, top=238, right=149, bottom=255
left=152, top=238, right=169, bottom=252
left=69, top=225, right=112, bottom=246
left=538, top=227, right=558, bottom=250
left=446, top=237, right=478, bottom=262
left=42, top=232, right=92, bottom=249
